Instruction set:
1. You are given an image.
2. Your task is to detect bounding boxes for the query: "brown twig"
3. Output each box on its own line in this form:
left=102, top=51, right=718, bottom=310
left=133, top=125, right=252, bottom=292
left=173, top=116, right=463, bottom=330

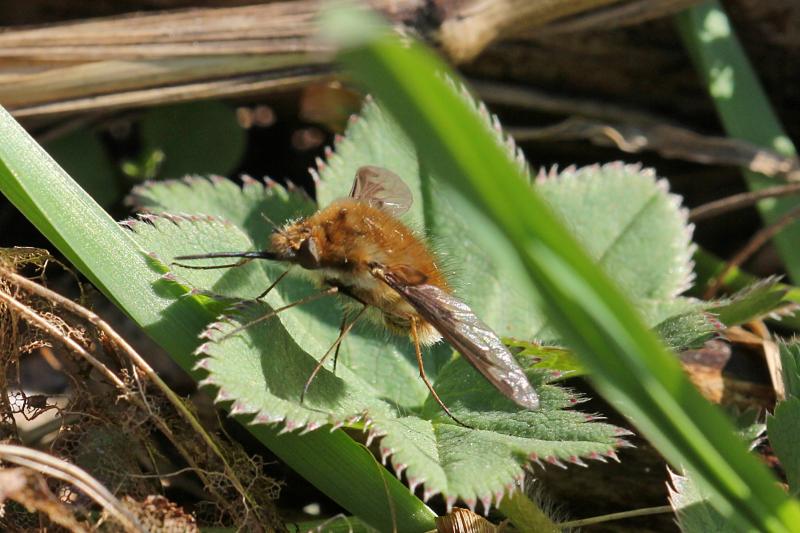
left=0, top=468, right=88, bottom=532
left=0, top=285, right=128, bottom=391
left=690, top=183, right=800, bottom=221
left=0, top=444, right=145, bottom=532
left=506, top=116, right=800, bottom=181
left=0, top=0, right=639, bottom=118
left=13, top=67, right=330, bottom=119
left=704, top=205, right=800, bottom=299
left=557, top=505, right=674, bottom=528
left=472, top=79, right=669, bottom=125
left=538, top=0, right=703, bottom=35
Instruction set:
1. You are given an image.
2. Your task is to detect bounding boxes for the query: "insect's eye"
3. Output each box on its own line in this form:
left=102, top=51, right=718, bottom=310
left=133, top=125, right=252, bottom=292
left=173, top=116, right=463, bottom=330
left=296, top=237, right=320, bottom=269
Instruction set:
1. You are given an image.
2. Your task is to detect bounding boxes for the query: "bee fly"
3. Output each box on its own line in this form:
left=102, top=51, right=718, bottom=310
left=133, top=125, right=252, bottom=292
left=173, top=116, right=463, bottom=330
left=174, top=166, right=540, bottom=425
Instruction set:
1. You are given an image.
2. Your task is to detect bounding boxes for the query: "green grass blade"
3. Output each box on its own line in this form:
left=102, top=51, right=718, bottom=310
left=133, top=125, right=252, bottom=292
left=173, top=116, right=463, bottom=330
left=322, top=9, right=800, bottom=532
left=0, top=106, right=435, bottom=531
left=676, top=2, right=800, bottom=283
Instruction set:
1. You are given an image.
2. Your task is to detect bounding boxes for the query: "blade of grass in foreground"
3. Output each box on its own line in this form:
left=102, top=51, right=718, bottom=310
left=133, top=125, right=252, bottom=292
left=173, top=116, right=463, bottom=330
left=676, top=2, right=800, bottom=283
left=321, top=7, right=800, bottom=532
left=0, top=106, right=435, bottom=532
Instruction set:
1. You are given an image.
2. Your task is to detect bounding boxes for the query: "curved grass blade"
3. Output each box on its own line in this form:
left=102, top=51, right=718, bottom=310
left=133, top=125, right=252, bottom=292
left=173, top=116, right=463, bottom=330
left=321, top=8, right=800, bottom=531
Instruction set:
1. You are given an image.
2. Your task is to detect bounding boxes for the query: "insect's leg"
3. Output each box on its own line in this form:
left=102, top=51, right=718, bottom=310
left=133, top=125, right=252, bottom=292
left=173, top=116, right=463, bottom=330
left=172, top=258, right=252, bottom=270
left=256, top=268, right=292, bottom=300
left=332, top=312, right=349, bottom=374
left=410, top=317, right=471, bottom=428
left=301, top=304, right=368, bottom=403
left=220, top=286, right=339, bottom=341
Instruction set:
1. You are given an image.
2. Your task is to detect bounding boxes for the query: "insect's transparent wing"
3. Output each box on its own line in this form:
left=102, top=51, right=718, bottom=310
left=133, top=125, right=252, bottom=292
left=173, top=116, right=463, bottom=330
left=350, top=166, right=413, bottom=217
left=377, top=270, right=540, bottom=410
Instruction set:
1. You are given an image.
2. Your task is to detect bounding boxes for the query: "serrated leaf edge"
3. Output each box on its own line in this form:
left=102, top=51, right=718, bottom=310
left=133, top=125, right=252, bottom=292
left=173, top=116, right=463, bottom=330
left=537, top=161, right=697, bottom=298
left=127, top=173, right=313, bottom=214
left=308, top=86, right=531, bottom=191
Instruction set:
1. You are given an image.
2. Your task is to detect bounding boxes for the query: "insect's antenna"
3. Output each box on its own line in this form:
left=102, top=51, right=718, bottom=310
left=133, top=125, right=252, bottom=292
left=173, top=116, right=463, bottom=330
left=219, top=286, right=339, bottom=341
left=410, top=317, right=472, bottom=428
left=171, top=251, right=279, bottom=270
left=300, top=305, right=368, bottom=403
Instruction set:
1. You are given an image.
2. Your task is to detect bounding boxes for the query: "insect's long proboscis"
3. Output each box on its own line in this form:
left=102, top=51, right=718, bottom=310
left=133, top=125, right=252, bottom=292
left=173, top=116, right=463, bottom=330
left=174, top=251, right=279, bottom=261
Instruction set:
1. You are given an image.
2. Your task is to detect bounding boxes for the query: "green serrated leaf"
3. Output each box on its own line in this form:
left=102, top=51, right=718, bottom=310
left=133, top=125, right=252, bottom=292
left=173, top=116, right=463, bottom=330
left=129, top=176, right=315, bottom=249
left=767, top=397, right=800, bottom=494
left=654, top=309, right=719, bottom=351
left=369, top=358, right=621, bottom=502
left=669, top=468, right=731, bottom=532
left=126, top=96, right=700, bottom=503
left=127, top=186, right=624, bottom=502
left=709, top=278, right=789, bottom=327
left=653, top=278, right=793, bottom=351
left=199, top=301, right=393, bottom=429
left=537, top=165, right=695, bottom=316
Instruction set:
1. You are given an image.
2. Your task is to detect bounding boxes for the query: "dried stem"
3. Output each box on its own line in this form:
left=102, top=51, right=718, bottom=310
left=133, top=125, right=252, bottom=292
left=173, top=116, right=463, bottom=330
left=557, top=505, right=673, bottom=528
left=471, top=79, right=669, bottom=125
left=690, top=183, right=800, bottom=221
left=0, top=444, right=146, bottom=532
left=508, top=117, right=799, bottom=181
left=704, top=205, right=800, bottom=298
left=0, top=0, right=632, bottom=118
left=538, top=0, right=703, bottom=35
left=0, top=284, right=127, bottom=391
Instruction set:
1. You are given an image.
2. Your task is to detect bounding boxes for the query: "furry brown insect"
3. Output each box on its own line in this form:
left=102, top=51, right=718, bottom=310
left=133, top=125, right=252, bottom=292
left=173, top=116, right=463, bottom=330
left=175, top=166, right=539, bottom=425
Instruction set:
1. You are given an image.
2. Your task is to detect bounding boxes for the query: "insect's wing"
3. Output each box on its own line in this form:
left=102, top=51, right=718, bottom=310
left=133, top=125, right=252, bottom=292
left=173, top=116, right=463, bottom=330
left=376, top=269, right=540, bottom=410
left=350, top=166, right=413, bottom=217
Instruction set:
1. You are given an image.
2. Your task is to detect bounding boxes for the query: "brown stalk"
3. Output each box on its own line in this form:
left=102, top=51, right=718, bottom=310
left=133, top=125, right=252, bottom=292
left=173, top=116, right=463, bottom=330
left=557, top=505, right=674, bottom=528
left=537, top=0, right=703, bottom=35
left=0, top=0, right=633, bottom=118
left=473, top=80, right=799, bottom=180
left=507, top=116, right=800, bottom=181
left=703, top=205, right=800, bottom=299
left=690, top=183, right=800, bottom=221
left=0, top=444, right=145, bottom=532
left=472, top=79, right=669, bottom=125
left=13, top=67, right=330, bottom=119
left=0, top=468, right=88, bottom=532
